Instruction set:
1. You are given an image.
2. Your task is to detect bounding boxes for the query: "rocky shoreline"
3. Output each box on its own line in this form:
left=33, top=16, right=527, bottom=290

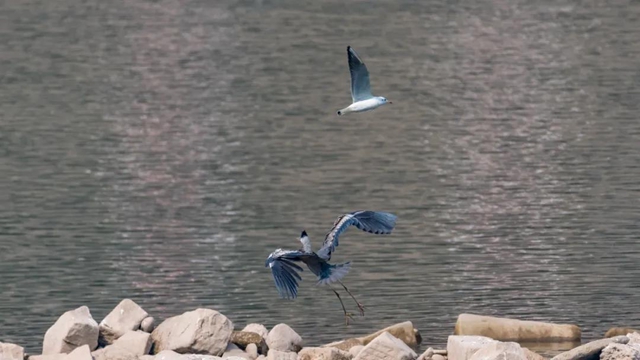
left=0, top=299, right=638, bottom=360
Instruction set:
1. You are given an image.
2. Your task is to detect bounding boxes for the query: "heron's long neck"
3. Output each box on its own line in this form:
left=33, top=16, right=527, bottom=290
left=300, top=236, right=312, bottom=253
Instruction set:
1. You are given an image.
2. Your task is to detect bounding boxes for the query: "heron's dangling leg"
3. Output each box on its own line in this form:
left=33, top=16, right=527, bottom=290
left=338, top=280, right=365, bottom=316
left=330, top=286, right=354, bottom=325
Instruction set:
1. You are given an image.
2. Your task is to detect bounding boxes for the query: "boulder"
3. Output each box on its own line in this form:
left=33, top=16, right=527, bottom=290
left=141, top=317, right=155, bottom=333
left=469, top=342, right=527, bottom=360
left=151, top=308, right=233, bottom=356
left=432, top=356, right=445, bottom=360
left=113, top=330, right=152, bottom=355
left=222, top=343, right=252, bottom=360
left=66, top=345, right=93, bottom=360
left=600, top=343, right=640, bottom=360
left=448, top=336, right=497, bottom=360
left=455, top=314, right=581, bottom=343
left=266, top=324, right=302, bottom=353
left=354, top=332, right=417, bottom=360
left=358, top=321, right=422, bottom=349
left=349, top=346, right=364, bottom=358
left=231, top=331, right=267, bottom=354
left=241, top=325, right=269, bottom=340
left=156, top=350, right=186, bottom=360
left=298, top=347, right=353, bottom=360
left=628, top=333, right=640, bottom=345
left=245, top=344, right=258, bottom=359
left=0, top=342, right=25, bottom=360
left=140, top=356, right=155, bottom=360
left=92, top=345, right=137, bottom=360
left=605, top=329, right=640, bottom=339
left=43, top=306, right=100, bottom=354
left=99, top=299, right=149, bottom=345
left=551, top=336, right=629, bottom=360
left=265, top=350, right=296, bottom=360
left=324, top=339, right=364, bottom=352
left=417, top=348, right=434, bottom=360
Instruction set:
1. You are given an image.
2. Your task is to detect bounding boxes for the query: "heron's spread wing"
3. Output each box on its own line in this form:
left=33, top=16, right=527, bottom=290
left=347, top=46, right=373, bottom=102
left=317, top=211, right=397, bottom=261
left=265, top=249, right=305, bottom=299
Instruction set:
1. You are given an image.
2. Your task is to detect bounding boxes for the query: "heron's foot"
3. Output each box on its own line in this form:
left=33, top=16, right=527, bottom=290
left=357, top=302, right=365, bottom=316
left=344, top=312, right=355, bottom=325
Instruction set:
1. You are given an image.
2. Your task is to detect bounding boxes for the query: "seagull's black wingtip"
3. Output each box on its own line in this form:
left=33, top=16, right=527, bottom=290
left=301, top=230, right=308, bottom=237
left=347, top=45, right=351, bottom=51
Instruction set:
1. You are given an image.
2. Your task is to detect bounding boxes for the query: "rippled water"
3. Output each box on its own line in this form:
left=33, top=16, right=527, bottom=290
left=2, top=0, right=640, bottom=353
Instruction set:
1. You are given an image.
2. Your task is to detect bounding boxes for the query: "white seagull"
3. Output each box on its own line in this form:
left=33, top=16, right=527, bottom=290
left=337, top=46, right=392, bottom=116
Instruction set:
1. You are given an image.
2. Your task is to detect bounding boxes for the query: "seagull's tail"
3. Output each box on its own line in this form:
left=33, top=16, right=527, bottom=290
left=316, top=262, right=351, bottom=286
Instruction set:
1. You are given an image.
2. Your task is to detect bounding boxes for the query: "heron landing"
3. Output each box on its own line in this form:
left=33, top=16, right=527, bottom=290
left=265, top=210, right=398, bottom=325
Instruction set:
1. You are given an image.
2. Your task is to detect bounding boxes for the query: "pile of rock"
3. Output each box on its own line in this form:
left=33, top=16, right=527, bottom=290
left=0, top=299, right=424, bottom=360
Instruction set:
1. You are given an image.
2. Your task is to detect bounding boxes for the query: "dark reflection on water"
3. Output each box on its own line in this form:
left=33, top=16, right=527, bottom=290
left=1, top=0, right=640, bottom=353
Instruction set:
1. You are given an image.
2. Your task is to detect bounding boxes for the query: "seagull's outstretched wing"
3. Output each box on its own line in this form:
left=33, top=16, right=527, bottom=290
left=347, top=46, right=374, bottom=102
left=317, top=211, right=397, bottom=261
left=265, top=249, right=306, bottom=299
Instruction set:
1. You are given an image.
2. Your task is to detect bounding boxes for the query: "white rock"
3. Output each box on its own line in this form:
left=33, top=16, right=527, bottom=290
left=417, top=347, right=434, bottom=360
left=241, top=325, right=269, bottom=340
left=151, top=308, right=233, bottom=356
left=266, top=324, right=302, bottom=353
left=222, top=343, right=252, bottom=360
left=0, top=342, right=25, bottom=360
left=245, top=344, right=258, bottom=359
left=43, top=306, right=99, bottom=354
left=358, top=321, right=422, bottom=349
left=92, top=345, right=137, bottom=360
left=432, top=355, right=445, bottom=360
left=141, top=317, right=155, bottom=333
left=447, top=336, right=496, bottom=360
left=66, top=345, right=93, bottom=360
left=629, top=333, right=640, bottom=345
left=184, top=355, right=223, bottom=360
left=265, top=350, right=296, bottom=360
left=469, top=342, right=526, bottom=360
left=255, top=357, right=266, bottom=360
left=29, top=354, right=66, bottom=360
left=600, top=343, right=640, bottom=360
left=156, top=350, right=186, bottom=360
left=140, top=356, right=156, bottom=360
left=349, top=346, right=364, bottom=357
left=354, top=332, right=417, bottom=360
left=113, top=330, right=152, bottom=355
left=99, top=299, right=149, bottom=345
left=298, top=347, right=353, bottom=360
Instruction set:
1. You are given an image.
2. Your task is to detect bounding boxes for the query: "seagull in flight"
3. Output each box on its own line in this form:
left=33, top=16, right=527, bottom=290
left=265, top=210, right=398, bottom=324
left=337, top=46, right=392, bottom=116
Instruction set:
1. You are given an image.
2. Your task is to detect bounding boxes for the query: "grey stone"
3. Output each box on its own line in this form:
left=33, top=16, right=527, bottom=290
left=551, top=336, right=629, bottom=360
left=43, top=306, right=99, bottom=354
left=113, top=330, right=152, bottom=355
left=0, top=342, right=25, bottom=360
left=141, top=317, right=155, bottom=333
left=323, top=339, right=364, bottom=352
left=447, top=336, right=496, bottom=360
left=358, top=321, right=422, bottom=349
left=600, top=343, right=640, bottom=360
left=241, top=325, right=268, bottom=340
left=230, top=332, right=267, bottom=354
left=469, top=342, right=526, bottom=360
left=354, top=332, right=417, bottom=360
left=298, top=347, right=353, bottom=360
left=151, top=308, right=233, bottom=356
left=266, top=324, right=302, bottom=353
left=99, top=299, right=149, bottom=345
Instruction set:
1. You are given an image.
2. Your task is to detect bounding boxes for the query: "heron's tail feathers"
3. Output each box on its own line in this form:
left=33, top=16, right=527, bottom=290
left=317, top=261, right=351, bottom=286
